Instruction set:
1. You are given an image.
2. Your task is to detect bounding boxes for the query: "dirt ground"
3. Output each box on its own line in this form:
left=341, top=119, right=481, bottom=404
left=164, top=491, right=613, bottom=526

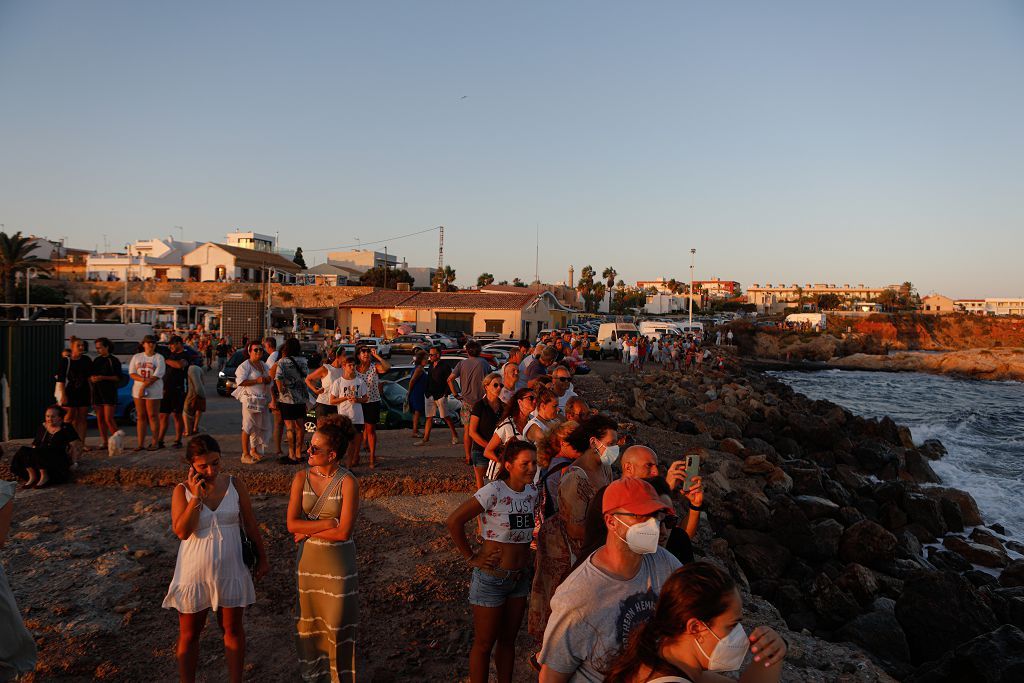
left=1, top=359, right=567, bottom=682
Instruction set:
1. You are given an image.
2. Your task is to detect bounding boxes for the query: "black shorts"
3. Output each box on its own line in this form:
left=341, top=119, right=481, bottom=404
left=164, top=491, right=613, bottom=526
left=160, top=392, right=185, bottom=414
left=315, top=403, right=336, bottom=421
left=64, top=386, right=91, bottom=408
left=362, top=400, right=381, bottom=426
left=91, top=382, right=118, bottom=406
left=278, top=401, right=306, bottom=421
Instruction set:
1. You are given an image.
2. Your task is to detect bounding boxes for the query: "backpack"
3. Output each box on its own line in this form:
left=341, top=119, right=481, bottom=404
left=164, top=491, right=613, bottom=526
left=538, top=456, right=575, bottom=520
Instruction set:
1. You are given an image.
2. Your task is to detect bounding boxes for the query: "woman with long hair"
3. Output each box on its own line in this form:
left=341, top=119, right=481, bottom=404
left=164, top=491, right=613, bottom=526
left=353, top=344, right=390, bottom=469
left=527, top=414, right=617, bottom=641
left=407, top=350, right=429, bottom=439
left=272, top=337, right=309, bottom=464
left=89, top=337, right=120, bottom=450
left=286, top=415, right=360, bottom=683
left=56, top=337, right=93, bottom=445
left=128, top=335, right=165, bottom=451
left=482, top=388, right=535, bottom=464
left=163, top=435, right=269, bottom=683
left=306, top=345, right=346, bottom=423
left=467, top=372, right=503, bottom=487
left=446, top=439, right=538, bottom=683
left=604, top=562, right=787, bottom=683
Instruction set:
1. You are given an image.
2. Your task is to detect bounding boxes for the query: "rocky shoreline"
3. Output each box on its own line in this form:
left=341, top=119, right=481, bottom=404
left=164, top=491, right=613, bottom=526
left=831, top=348, right=1024, bottom=383
left=573, top=357, right=1024, bottom=681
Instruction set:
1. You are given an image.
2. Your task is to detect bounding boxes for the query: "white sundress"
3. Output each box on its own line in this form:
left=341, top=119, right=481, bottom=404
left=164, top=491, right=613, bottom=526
left=162, top=478, right=256, bottom=613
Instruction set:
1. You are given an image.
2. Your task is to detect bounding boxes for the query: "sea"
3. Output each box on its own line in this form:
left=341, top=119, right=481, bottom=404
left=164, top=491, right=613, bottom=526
left=769, top=369, right=1024, bottom=539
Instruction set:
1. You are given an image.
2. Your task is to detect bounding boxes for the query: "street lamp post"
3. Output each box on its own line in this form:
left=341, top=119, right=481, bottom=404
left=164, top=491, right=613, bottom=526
left=688, top=248, right=696, bottom=326
left=123, top=244, right=131, bottom=323
left=23, top=266, right=37, bottom=320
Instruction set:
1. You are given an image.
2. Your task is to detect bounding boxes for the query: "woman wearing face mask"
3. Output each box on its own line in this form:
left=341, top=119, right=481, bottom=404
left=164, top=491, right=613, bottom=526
left=527, top=414, right=617, bottom=642
left=524, top=388, right=560, bottom=446
left=163, top=435, right=269, bottom=683
left=446, top=440, right=539, bottom=683
left=604, top=562, right=787, bottom=683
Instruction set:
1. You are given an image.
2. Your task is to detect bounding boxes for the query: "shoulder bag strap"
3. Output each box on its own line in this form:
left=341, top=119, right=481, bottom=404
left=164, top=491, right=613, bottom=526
left=307, top=468, right=347, bottom=520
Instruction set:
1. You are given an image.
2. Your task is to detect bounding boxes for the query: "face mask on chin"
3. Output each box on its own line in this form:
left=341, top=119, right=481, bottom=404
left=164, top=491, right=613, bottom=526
left=695, top=622, right=749, bottom=672
left=613, top=515, right=660, bottom=555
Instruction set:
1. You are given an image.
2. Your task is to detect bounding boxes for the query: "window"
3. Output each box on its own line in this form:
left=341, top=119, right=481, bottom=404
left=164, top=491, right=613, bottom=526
left=484, top=319, right=503, bottom=333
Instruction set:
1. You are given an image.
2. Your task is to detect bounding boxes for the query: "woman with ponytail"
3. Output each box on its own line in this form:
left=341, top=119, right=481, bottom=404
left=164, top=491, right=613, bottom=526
left=603, top=562, right=787, bottom=683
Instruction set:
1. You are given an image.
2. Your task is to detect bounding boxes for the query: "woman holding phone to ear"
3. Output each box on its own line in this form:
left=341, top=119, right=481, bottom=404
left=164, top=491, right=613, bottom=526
left=163, top=435, right=269, bottom=683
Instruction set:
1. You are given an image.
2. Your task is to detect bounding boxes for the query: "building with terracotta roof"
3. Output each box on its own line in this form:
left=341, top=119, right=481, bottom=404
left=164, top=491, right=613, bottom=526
left=183, top=243, right=301, bottom=282
left=337, top=289, right=573, bottom=338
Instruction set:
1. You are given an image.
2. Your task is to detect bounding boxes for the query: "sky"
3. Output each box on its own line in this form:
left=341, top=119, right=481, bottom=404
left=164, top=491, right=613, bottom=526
left=1, top=1, right=1023, bottom=298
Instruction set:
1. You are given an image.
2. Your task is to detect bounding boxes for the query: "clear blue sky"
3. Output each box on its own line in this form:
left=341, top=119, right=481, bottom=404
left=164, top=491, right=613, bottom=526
left=2, top=1, right=1022, bottom=297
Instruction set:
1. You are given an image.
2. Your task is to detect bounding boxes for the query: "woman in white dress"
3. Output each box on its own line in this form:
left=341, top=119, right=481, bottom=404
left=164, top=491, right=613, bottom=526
left=233, top=342, right=273, bottom=464
left=1, top=480, right=37, bottom=678
left=128, top=335, right=165, bottom=451
left=163, top=435, right=269, bottom=683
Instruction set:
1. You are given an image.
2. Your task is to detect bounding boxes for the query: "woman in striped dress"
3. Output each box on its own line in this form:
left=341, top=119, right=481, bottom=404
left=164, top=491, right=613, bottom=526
left=287, top=415, right=360, bottom=682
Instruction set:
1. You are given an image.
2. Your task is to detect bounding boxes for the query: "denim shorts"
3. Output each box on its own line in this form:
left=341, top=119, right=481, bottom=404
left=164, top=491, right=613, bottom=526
left=470, top=446, right=489, bottom=469
left=469, top=566, right=533, bottom=608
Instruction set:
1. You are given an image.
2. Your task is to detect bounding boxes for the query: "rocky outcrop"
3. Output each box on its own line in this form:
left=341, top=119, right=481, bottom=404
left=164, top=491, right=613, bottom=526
left=832, top=348, right=1024, bottom=382
left=576, top=364, right=1024, bottom=681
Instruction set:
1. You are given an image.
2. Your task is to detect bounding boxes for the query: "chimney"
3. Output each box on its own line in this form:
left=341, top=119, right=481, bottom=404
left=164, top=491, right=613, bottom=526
left=569, top=265, right=574, bottom=286
left=396, top=282, right=411, bottom=291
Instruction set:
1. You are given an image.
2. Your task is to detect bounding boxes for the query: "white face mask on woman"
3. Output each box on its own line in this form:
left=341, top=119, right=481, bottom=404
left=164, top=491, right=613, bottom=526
left=593, top=439, right=620, bottom=466
left=613, top=515, right=660, bottom=555
left=695, top=622, right=749, bottom=671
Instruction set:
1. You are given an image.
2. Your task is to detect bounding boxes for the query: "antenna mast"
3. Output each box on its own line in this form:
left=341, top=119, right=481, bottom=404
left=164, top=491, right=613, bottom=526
left=436, top=225, right=445, bottom=290
left=534, top=223, right=539, bottom=285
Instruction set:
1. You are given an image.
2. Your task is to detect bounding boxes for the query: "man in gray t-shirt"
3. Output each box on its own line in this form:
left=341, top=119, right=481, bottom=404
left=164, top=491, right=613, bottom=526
left=448, top=340, right=494, bottom=461
left=538, top=478, right=680, bottom=682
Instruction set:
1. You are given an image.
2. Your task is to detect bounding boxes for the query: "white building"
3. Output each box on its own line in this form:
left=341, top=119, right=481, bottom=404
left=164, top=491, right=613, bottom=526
left=86, top=237, right=199, bottom=281
left=302, top=263, right=362, bottom=286
left=183, top=243, right=301, bottom=283
left=643, top=293, right=699, bottom=315
left=226, top=231, right=276, bottom=252
left=983, top=298, right=1024, bottom=316
left=327, top=249, right=399, bottom=272
left=406, top=266, right=437, bottom=290
left=956, top=299, right=986, bottom=315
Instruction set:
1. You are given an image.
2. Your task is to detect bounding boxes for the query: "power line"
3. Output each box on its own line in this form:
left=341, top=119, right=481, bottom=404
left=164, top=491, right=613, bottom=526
left=303, top=225, right=441, bottom=253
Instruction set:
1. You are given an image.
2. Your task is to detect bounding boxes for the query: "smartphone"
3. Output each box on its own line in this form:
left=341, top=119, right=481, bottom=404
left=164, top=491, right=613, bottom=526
left=682, top=454, right=700, bottom=493
left=190, top=466, right=206, bottom=488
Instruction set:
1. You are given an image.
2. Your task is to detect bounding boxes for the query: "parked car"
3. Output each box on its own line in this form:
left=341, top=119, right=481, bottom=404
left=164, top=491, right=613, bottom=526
left=358, top=336, right=392, bottom=359
left=424, top=333, right=459, bottom=349
left=87, top=364, right=135, bottom=425
left=389, top=334, right=437, bottom=355
left=380, top=363, right=415, bottom=384
left=217, top=349, right=260, bottom=396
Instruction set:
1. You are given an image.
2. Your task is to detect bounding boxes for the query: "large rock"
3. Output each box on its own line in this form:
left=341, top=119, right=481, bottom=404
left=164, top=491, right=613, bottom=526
left=836, top=563, right=880, bottom=607
left=853, top=439, right=904, bottom=476
left=837, top=609, right=912, bottom=673
left=918, top=439, right=948, bottom=461
left=922, top=487, right=983, bottom=526
left=1000, top=560, right=1024, bottom=588
left=732, top=540, right=792, bottom=581
left=809, top=573, right=861, bottom=628
left=794, top=494, right=841, bottom=520
left=895, top=570, right=998, bottom=665
left=903, top=448, right=941, bottom=483
left=903, top=493, right=946, bottom=539
left=905, top=625, right=1024, bottom=682
left=840, top=520, right=898, bottom=570
left=943, top=535, right=1010, bottom=569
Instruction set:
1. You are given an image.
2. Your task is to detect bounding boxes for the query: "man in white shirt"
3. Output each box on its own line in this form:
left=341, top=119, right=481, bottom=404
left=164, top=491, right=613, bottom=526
left=538, top=478, right=680, bottom=682
left=549, top=365, right=577, bottom=415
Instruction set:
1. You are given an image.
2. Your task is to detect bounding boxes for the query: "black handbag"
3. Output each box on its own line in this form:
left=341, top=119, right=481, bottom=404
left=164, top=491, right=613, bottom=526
left=232, top=476, right=258, bottom=571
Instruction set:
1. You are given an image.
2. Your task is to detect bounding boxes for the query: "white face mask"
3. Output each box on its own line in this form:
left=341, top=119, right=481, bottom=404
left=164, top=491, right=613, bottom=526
left=594, top=440, right=620, bottom=466
left=695, top=622, right=749, bottom=671
left=613, top=515, right=660, bottom=555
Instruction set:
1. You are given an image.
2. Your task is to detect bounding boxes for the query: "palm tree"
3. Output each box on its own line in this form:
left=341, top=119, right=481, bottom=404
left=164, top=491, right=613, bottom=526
left=577, top=266, right=595, bottom=311
left=442, top=265, right=457, bottom=290
left=84, top=291, right=122, bottom=321
left=0, top=231, right=48, bottom=306
left=602, top=267, right=617, bottom=311
left=477, top=272, right=495, bottom=287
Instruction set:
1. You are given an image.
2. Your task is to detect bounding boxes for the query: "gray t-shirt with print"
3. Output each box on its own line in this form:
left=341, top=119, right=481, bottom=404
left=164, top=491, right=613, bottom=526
left=538, top=547, right=681, bottom=682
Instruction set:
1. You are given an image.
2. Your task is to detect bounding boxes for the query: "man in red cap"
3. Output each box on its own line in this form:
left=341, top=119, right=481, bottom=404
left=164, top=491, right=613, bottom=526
left=538, top=477, right=682, bottom=682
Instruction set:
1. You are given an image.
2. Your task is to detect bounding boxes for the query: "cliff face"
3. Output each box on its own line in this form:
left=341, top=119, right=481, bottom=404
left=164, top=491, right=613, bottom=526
left=845, top=314, right=1024, bottom=351
left=833, top=348, right=1024, bottom=382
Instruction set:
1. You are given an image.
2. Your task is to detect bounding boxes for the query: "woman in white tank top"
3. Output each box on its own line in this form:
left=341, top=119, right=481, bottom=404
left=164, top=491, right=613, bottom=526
left=306, top=351, right=347, bottom=422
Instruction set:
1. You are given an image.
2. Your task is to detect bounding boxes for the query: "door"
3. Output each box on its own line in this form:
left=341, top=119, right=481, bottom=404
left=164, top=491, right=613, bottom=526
left=370, top=313, right=384, bottom=337
left=434, top=312, right=474, bottom=337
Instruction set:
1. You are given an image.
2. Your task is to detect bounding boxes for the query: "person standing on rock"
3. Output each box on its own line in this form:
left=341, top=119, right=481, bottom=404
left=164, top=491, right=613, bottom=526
left=446, top=439, right=539, bottom=683
left=163, top=435, right=269, bottom=683
left=287, top=415, right=361, bottom=683
left=537, top=476, right=680, bottom=682
left=603, top=562, right=787, bottom=683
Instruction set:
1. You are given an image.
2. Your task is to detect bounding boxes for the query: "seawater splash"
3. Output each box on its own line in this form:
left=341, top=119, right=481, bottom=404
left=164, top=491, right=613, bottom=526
left=770, top=369, right=1024, bottom=538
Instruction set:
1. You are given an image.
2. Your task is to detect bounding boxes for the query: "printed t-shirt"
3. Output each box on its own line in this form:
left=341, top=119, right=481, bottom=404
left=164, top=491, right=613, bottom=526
left=538, top=547, right=681, bottom=682
left=473, top=479, right=540, bottom=544
left=329, top=375, right=368, bottom=424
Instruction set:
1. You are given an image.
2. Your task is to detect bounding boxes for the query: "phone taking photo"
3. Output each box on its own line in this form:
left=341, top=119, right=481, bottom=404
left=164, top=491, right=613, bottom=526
left=682, top=454, right=700, bottom=493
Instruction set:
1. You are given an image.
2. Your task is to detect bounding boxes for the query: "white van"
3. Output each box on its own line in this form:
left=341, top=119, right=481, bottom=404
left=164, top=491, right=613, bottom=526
left=64, top=322, right=154, bottom=362
left=639, top=321, right=681, bottom=339
left=597, top=322, right=638, bottom=358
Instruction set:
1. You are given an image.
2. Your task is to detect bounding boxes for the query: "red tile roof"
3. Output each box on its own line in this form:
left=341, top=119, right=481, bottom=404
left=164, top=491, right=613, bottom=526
left=339, top=290, right=536, bottom=310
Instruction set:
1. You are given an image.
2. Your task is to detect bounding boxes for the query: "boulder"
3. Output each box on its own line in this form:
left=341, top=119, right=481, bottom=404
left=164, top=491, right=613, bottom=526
left=905, top=625, right=1024, bottom=683
left=984, top=586, right=1024, bottom=630
left=839, top=520, right=898, bottom=570
left=896, top=570, right=997, bottom=665
left=918, top=438, right=948, bottom=461
left=837, top=609, right=912, bottom=672
left=832, top=464, right=872, bottom=493
left=943, top=535, right=1010, bottom=569
left=809, top=573, right=861, bottom=628
left=970, top=527, right=1008, bottom=552
left=835, top=563, right=880, bottom=607
left=926, top=547, right=973, bottom=573
left=853, top=439, right=903, bottom=474
left=762, top=468, right=793, bottom=495
left=741, top=454, right=775, bottom=475
left=1000, top=560, right=1024, bottom=588
left=903, top=493, right=946, bottom=539
left=794, top=495, right=841, bottom=520
left=922, top=487, right=983, bottom=526
left=964, top=569, right=1000, bottom=589
left=723, top=489, right=772, bottom=530
left=718, top=437, right=745, bottom=456
left=938, top=497, right=965, bottom=533
left=806, top=518, right=844, bottom=562
left=732, top=541, right=792, bottom=581
left=903, top=448, right=941, bottom=483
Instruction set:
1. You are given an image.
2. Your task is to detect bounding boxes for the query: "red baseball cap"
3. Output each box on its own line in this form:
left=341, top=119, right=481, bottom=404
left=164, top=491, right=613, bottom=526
left=602, top=478, right=672, bottom=515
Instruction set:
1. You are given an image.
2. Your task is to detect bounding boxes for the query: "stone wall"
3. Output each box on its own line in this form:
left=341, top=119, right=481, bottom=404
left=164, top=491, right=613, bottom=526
left=56, top=281, right=375, bottom=309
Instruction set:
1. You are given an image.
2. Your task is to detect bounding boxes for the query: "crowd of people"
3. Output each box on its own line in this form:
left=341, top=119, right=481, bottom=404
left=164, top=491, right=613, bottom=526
left=0, top=324, right=788, bottom=682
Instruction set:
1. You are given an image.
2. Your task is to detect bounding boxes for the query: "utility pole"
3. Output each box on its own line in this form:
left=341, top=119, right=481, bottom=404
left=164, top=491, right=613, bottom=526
left=534, top=223, right=539, bottom=285
left=124, top=244, right=131, bottom=322
left=689, top=248, right=696, bottom=326
left=436, top=226, right=445, bottom=291
left=383, top=246, right=388, bottom=289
